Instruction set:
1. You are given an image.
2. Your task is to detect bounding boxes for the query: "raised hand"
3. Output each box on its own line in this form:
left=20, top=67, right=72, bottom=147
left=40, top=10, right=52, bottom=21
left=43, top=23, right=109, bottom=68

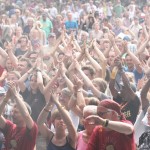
left=85, top=115, right=105, bottom=126
left=73, top=75, right=83, bottom=91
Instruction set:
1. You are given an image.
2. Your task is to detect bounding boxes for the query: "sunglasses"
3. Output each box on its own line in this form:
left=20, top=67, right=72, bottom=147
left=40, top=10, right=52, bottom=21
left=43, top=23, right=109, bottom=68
left=98, top=110, right=111, bottom=116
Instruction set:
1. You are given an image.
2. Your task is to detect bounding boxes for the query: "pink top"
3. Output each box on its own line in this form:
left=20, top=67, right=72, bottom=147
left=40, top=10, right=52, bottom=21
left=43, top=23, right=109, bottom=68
left=76, top=131, right=87, bottom=150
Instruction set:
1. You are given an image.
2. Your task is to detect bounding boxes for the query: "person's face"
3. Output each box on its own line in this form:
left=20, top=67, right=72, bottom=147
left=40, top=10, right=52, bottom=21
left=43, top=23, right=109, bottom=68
left=42, top=15, right=47, bottom=21
left=28, top=19, right=33, bottom=26
left=59, top=91, right=70, bottom=106
left=12, top=105, right=24, bottom=124
left=7, top=73, right=18, bottom=82
left=115, top=41, right=123, bottom=52
left=108, top=51, right=115, bottom=66
left=97, top=106, right=113, bottom=120
left=94, top=23, right=99, bottom=30
left=30, top=76, right=38, bottom=90
left=125, top=55, right=134, bottom=68
left=15, top=10, right=20, bottom=16
left=68, top=13, right=72, bottom=20
left=58, top=54, right=65, bottom=62
left=6, top=59, right=14, bottom=71
left=48, top=36, right=56, bottom=44
left=103, top=41, right=110, bottom=49
left=17, top=61, right=28, bottom=75
left=83, top=111, right=97, bottom=134
left=20, top=38, right=27, bottom=47
left=81, top=34, right=87, bottom=42
left=83, top=69, right=93, bottom=80
left=15, top=27, right=22, bottom=36
left=29, top=54, right=37, bottom=64
left=53, top=116, right=66, bottom=131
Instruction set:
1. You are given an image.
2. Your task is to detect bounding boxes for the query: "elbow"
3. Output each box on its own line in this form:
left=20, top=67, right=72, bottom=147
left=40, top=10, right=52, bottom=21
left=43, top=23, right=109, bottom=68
left=125, top=125, right=134, bottom=135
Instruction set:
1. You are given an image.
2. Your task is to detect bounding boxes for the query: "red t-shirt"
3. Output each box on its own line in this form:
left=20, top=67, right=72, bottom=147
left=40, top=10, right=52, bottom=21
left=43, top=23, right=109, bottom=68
left=86, top=120, right=136, bottom=150
left=1, top=120, right=38, bottom=150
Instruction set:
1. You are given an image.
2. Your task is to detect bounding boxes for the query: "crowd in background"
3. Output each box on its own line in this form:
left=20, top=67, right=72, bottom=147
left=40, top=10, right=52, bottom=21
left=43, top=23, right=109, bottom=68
left=0, top=0, right=150, bottom=150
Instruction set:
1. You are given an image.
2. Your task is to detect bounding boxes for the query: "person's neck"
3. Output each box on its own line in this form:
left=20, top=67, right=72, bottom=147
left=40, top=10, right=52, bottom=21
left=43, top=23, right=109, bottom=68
left=128, top=66, right=134, bottom=71
left=16, top=122, right=26, bottom=128
left=20, top=46, right=27, bottom=51
left=55, top=130, right=66, bottom=139
left=32, top=89, right=38, bottom=94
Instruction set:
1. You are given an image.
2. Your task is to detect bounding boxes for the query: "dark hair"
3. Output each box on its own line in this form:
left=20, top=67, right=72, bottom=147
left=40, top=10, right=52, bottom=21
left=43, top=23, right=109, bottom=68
left=19, top=57, right=32, bottom=68
left=82, top=65, right=95, bottom=77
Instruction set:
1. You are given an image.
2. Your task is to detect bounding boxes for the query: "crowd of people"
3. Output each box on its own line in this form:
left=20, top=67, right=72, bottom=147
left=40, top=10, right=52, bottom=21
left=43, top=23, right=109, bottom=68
left=0, top=0, right=150, bottom=149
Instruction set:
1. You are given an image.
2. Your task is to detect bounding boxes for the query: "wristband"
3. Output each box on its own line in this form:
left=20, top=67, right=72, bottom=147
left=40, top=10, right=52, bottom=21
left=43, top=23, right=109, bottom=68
left=104, top=119, right=109, bottom=127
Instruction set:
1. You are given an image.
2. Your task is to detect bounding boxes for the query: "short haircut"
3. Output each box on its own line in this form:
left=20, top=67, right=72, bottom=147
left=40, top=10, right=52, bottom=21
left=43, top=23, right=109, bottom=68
left=92, top=78, right=107, bottom=93
left=83, top=105, right=97, bottom=117
left=82, top=65, right=95, bottom=77
left=88, top=97, right=99, bottom=106
left=19, top=57, right=32, bottom=68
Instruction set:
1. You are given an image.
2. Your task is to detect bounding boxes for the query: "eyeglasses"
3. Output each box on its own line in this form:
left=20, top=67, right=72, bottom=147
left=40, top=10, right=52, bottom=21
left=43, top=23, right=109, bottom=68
left=98, top=110, right=111, bottom=116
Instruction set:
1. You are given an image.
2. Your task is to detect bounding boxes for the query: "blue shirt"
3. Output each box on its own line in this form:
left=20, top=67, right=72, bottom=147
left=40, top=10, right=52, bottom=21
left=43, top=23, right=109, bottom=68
left=65, top=20, right=78, bottom=31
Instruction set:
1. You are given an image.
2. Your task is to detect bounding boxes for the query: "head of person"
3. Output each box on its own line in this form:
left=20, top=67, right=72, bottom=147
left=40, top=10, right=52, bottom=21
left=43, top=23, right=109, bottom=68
left=47, top=33, right=56, bottom=44
left=12, top=102, right=31, bottom=125
left=92, top=78, right=107, bottom=93
left=80, top=31, right=89, bottom=42
left=134, top=17, right=139, bottom=25
left=28, top=52, right=38, bottom=64
left=115, top=18, right=122, bottom=27
left=83, top=105, right=97, bottom=134
left=103, top=39, right=111, bottom=49
left=85, top=97, right=99, bottom=106
left=7, top=71, right=21, bottom=82
left=82, top=65, right=95, bottom=80
left=97, top=99, right=125, bottom=121
left=107, top=51, right=116, bottom=66
left=59, top=88, right=72, bottom=107
left=58, top=52, right=65, bottom=62
left=6, top=58, right=14, bottom=72
left=14, top=26, right=23, bottom=36
left=51, top=109, right=67, bottom=131
left=19, top=36, right=28, bottom=48
left=29, top=74, right=39, bottom=92
left=93, top=22, right=100, bottom=30
left=30, top=28, right=40, bottom=40
left=15, top=9, right=21, bottom=17
left=17, top=57, right=32, bottom=75
left=67, top=12, right=73, bottom=21
left=125, top=54, right=134, bottom=69
left=27, top=17, right=34, bottom=27
left=42, top=13, right=47, bottom=21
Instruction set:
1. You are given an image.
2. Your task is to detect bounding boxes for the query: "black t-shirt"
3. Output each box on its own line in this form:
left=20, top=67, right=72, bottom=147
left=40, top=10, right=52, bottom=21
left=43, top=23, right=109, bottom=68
left=20, top=88, right=46, bottom=122
left=114, top=95, right=140, bottom=124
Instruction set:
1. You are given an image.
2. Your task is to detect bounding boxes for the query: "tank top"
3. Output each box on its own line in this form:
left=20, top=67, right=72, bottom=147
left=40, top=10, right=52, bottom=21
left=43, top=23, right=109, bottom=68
left=47, top=135, right=75, bottom=150
left=76, top=131, right=87, bottom=150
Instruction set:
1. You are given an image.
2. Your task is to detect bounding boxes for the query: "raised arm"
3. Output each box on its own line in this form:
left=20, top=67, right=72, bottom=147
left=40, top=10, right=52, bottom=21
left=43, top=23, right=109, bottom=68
left=0, top=89, right=11, bottom=129
left=125, top=42, right=143, bottom=74
left=52, top=92, right=77, bottom=148
left=9, top=82, right=34, bottom=129
left=37, top=95, right=54, bottom=140
left=85, top=48, right=102, bottom=77
left=140, top=78, right=150, bottom=110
